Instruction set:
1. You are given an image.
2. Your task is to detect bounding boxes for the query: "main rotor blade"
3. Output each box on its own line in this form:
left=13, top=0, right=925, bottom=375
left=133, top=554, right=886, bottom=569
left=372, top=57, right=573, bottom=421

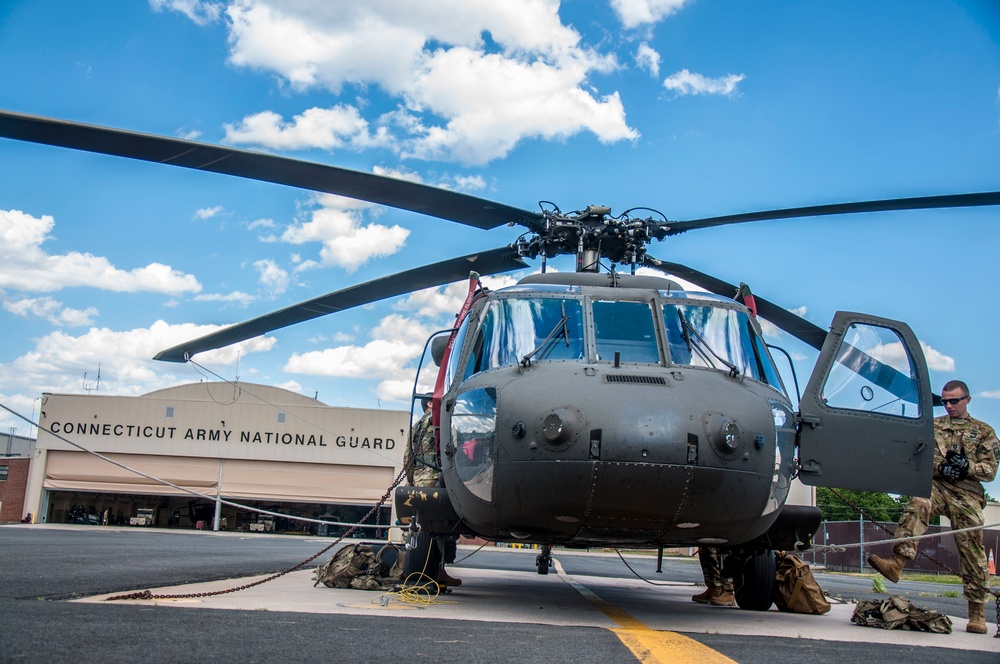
left=0, top=110, right=543, bottom=231
left=155, top=246, right=528, bottom=362
left=665, top=192, right=1000, bottom=235
left=642, top=256, right=828, bottom=349
left=642, top=256, right=936, bottom=406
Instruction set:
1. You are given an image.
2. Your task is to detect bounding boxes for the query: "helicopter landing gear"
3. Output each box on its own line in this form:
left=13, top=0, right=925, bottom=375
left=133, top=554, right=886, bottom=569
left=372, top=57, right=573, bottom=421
left=536, top=544, right=553, bottom=574
left=733, top=549, right=776, bottom=611
left=403, top=515, right=440, bottom=583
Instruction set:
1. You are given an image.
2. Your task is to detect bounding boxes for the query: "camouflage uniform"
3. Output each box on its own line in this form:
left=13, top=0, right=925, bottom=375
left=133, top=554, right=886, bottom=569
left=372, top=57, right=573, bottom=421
left=698, top=547, right=734, bottom=592
left=403, top=408, right=460, bottom=585
left=890, top=415, right=1000, bottom=603
left=405, top=410, right=440, bottom=487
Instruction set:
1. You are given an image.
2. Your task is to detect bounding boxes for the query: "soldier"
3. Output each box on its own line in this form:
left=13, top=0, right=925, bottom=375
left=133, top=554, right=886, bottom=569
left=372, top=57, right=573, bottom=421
left=405, top=399, right=439, bottom=487
left=868, top=380, right=1000, bottom=634
left=692, top=547, right=735, bottom=607
left=404, top=398, right=462, bottom=588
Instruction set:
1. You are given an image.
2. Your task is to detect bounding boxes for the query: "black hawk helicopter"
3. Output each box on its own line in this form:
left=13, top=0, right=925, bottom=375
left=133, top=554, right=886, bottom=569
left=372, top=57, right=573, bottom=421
left=2, top=110, right=999, bottom=610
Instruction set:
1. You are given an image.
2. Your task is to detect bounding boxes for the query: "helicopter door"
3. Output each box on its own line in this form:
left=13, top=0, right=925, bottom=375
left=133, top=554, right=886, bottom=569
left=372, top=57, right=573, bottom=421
left=796, top=312, right=934, bottom=497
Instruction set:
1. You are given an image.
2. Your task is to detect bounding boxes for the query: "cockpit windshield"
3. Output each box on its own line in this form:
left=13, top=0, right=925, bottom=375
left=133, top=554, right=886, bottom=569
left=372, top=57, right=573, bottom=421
left=463, top=297, right=585, bottom=377
left=593, top=300, right=660, bottom=363
left=448, top=293, right=784, bottom=393
left=663, top=303, right=783, bottom=389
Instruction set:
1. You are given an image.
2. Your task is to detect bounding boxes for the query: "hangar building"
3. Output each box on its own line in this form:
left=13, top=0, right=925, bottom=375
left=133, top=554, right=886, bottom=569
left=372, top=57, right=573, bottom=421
left=23, top=382, right=408, bottom=534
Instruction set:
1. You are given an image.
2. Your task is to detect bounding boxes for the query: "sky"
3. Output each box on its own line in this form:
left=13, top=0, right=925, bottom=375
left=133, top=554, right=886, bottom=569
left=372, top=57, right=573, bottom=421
left=0, top=1, right=999, bottom=497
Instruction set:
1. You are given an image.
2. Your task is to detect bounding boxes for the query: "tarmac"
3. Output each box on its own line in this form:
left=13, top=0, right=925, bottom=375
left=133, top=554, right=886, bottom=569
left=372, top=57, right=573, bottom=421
left=75, top=552, right=1000, bottom=657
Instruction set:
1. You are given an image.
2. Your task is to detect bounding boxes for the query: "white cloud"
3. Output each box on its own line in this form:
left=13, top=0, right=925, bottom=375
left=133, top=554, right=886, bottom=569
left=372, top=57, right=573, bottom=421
left=3, top=296, right=98, bottom=327
left=194, top=205, right=224, bottom=220
left=636, top=42, right=661, bottom=78
left=248, top=218, right=275, bottom=231
left=611, top=0, right=691, bottom=28
left=919, top=341, right=955, bottom=372
left=441, top=174, right=486, bottom=192
left=0, top=320, right=276, bottom=411
left=279, top=197, right=409, bottom=272
left=0, top=209, right=201, bottom=295
left=277, top=380, right=303, bottom=394
left=978, top=390, right=1000, bottom=399
left=253, top=259, right=289, bottom=298
left=663, top=69, right=745, bottom=97
left=212, top=1, right=637, bottom=165
left=283, top=313, right=447, bottom=403
left=224, top=106, right=391, bottom=151
left=148, top=0, right=222, bottom=26
left=284, top=314, right=431, bottom=378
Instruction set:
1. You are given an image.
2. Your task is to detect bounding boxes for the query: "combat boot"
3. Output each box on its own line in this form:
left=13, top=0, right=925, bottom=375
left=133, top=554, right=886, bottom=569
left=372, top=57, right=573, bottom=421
left=966, top=601, right=986, bottom=634
left=866, top=553, right=908, bottom=583
left=710, top=590, right=736, bottom=607
left=438, top=565, right=462, bottom=587
left=692, top=584, right=720, bottom=604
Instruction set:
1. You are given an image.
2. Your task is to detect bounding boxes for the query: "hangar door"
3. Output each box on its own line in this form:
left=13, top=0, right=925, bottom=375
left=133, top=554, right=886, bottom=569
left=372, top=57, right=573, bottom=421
left=45, top=451, right=396, bottom=504
left=220, top=459, right=394, bottom=503
left=45, top=451, right=219, bottom=496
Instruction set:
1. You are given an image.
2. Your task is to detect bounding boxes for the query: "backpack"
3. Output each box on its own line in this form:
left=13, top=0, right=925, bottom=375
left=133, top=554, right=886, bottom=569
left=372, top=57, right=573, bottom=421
left=851, top=595, right=952, bottom=633
left=313, top=543, right=406, bottom=591
left=773, top=551, right=832, bottom=615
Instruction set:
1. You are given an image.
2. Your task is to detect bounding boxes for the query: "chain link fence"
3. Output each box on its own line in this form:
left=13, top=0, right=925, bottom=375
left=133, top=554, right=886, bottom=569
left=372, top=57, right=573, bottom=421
left=801, top=520, right=1000, bottom=574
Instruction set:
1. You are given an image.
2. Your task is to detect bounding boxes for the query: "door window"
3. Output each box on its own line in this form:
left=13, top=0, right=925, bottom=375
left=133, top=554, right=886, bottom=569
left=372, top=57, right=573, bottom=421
left=820, top=322, right=921, bottom=418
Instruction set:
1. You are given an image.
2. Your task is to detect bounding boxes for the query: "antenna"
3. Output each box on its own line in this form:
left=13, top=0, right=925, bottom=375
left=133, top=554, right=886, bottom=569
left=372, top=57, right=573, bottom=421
left=235, top=351, right=241, bottom=382
left=83, top=363, right=102, bottom=394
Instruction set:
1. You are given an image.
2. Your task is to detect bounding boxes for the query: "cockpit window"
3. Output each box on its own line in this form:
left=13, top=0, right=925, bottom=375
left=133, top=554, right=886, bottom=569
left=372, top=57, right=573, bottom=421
left=593, top=300, right=660, bottom=364
left=663, top=303, right=777, bottom=385
left=464, top=297, right=584, bottom=377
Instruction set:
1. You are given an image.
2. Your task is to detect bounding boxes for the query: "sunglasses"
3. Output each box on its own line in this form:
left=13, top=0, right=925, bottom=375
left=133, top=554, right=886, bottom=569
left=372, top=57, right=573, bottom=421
left=941, top=396, right=969, bottom=406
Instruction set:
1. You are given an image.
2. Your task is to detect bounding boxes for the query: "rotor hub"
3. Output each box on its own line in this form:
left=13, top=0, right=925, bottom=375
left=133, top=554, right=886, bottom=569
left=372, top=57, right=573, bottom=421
left=514, top=205, right=670, bottom=272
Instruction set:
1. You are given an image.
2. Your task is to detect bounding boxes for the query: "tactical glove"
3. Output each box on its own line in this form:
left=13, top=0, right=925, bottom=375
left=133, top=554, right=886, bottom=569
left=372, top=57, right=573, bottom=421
left=938, top=449, right=969, bottom=482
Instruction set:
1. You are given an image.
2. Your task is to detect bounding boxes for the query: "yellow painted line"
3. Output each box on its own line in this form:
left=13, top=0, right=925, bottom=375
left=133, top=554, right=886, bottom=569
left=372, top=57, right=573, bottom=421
left=553, top=559, right=735, bottom=664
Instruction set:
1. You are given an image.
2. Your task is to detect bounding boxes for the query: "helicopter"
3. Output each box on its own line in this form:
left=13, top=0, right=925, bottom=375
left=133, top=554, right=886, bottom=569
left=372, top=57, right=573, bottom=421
left=2, top=110, right=999, bottom=611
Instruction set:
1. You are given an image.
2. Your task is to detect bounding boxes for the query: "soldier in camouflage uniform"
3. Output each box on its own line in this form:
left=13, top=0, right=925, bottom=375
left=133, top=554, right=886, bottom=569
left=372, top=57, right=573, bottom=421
left=404, top=399, right=461, bottom=587
left=868, top=380, right=1000, bottom=634
left=692, top=547, right=735, bottom=606
left=405, top=400, right=440, bottom=487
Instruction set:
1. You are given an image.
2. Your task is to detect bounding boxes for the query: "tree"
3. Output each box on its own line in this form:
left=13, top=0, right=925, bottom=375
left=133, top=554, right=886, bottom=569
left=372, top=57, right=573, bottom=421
left=816, top=488, right=905, bottom=523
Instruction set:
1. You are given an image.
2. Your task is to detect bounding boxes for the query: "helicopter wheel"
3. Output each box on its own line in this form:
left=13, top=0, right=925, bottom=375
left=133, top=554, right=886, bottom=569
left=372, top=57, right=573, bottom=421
left=403, top=529, right=440, bottom=585
left=734, top=550, right=776, bottom=611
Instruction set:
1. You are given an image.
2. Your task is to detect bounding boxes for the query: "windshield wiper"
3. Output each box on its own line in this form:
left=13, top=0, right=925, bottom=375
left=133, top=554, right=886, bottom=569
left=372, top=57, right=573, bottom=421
left=521, top=302, right=570, bottom=367
left=678, top=313, right=741, bottom=378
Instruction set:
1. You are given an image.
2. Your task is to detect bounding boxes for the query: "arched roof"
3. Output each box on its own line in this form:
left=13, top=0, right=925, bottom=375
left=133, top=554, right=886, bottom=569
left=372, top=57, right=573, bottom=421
left=141, top=381, right=325, bottom=407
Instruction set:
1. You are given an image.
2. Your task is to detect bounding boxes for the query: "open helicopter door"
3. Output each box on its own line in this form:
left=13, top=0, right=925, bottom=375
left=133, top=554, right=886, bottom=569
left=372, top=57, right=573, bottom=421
left=796, top=312, right=934, bottom=497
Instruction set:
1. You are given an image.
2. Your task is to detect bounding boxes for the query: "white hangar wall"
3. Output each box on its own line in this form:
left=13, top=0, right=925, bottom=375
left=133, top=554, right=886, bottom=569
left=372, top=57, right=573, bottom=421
left=24, top=381, right=409, bottom=530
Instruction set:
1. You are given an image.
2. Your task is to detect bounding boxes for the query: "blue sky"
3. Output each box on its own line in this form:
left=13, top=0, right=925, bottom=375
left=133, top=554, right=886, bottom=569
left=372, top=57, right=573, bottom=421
left=1, top=1, right=999, bottom=497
